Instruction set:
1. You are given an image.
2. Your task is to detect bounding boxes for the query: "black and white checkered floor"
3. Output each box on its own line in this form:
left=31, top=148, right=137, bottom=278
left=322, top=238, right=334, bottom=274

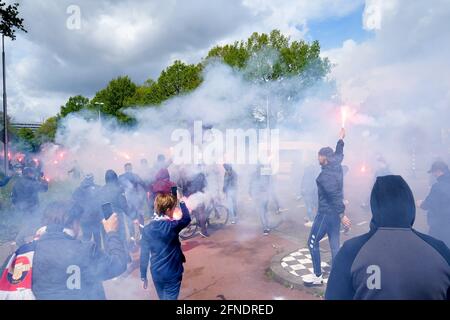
left=280, top=248, right=331, bottom=283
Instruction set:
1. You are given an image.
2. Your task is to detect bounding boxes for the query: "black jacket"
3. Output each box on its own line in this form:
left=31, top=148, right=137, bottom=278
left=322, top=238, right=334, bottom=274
left=140, top=202, right=191, bottom=282
left=326, top=175, right=450, bottom=300
left=11, top=176, right=48, bottom=210
left=316, top=139, right=345, bottom=215
left=32, top=225, right=127, bottom=300
left=72, top=180, right=101, bottom=224
left=421, top=171, right=450, bottom=226
left=183, top=173, right=207, bottom=197
left=98, top=182, right=129, bottom=218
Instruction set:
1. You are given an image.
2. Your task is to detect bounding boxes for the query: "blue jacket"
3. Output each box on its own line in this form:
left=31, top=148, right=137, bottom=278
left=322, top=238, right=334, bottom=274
left=32, top=225, right=127, bottom=300
left=326, top=175, right=450, bottom=300
left=11, top=176, right=48, bottom=210
left=140, top=202, right=191, bottom=282
left=316, top=139, right=345, bottom=215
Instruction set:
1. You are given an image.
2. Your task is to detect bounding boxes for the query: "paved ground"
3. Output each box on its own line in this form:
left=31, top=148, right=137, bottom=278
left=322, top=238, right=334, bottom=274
left=105, top=220, right=318, bottom=300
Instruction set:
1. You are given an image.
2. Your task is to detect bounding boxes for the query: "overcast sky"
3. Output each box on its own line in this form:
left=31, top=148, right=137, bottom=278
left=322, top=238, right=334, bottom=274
left=3, top=0, right=450, bottom=122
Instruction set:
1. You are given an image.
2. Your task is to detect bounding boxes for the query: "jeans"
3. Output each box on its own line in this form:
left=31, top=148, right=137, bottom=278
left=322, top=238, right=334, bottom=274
left=258, top=198, right=270, bottom=231
left=193, top=204, right=208, bottom=234
left=307, top=213, right=341, bottom=276
left=153, top=277, right=182, bottom=300
left=225, top=189, right=237, bottom=221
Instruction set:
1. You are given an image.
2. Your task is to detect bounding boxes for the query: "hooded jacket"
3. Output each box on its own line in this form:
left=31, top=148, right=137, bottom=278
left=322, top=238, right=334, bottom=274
left=99, top=170, right=129, bottom=217
left=11, top=176, right=49, bottom=210
left=316, top=139, right=345, bottom=216
left=326, top=175, right=450, bottom=300
left=72, top=178, right=101, bottom=223
left=151, top=168, right=176, bottom=195
left=32, top=224, right=127, bottom=300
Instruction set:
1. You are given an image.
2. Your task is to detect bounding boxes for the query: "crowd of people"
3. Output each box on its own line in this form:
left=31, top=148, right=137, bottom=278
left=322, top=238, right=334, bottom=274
left=0, top=127, right=449, bottom=300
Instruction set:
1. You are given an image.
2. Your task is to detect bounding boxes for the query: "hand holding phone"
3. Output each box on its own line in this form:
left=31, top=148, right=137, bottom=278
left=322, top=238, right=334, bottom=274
left=171, top=186, right=177, bottom=197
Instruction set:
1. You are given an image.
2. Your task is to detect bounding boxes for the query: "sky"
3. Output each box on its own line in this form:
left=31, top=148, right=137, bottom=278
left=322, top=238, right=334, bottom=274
left=2, top=0, right=450, bottom=123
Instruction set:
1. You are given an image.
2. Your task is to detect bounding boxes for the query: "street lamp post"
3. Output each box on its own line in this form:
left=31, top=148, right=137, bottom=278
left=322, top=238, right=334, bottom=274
left=2, top=34, right=8, bottom=175
left=94, top=102, right=104, bottom=124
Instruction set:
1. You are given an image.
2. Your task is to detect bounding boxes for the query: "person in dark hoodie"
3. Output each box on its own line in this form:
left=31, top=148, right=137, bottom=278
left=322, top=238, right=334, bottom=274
left=72, top=174, right=102, bottom=247
left=149, top=167, right=176, bottom=213
left=119, top=163, right=147, bottom=239
left=140, top=193, right=191, bottom=300
left=420, top=160, right=450, bottom=247
left=326, top=175, right=450, bottom=300
left=12, top=167, right=49, bottom=246
left=223, top=163, right=238, bottom=224
left=303, top=128, right=351, bottom=286
left=32, top=201, right=127, bottom=299
left=99, top=170, right=133, bottom=260
left=182, top=166, right=209, bottom=237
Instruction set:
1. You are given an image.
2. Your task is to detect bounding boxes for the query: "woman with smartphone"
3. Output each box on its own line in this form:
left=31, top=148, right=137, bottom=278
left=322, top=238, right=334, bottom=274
left=140, top=192, right=191, bottom=300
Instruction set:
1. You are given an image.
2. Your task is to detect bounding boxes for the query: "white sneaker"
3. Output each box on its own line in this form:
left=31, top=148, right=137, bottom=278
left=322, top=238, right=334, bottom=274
left=304, top=221, right=313, bottom=228
left=302, top=273, right=323, bottom=286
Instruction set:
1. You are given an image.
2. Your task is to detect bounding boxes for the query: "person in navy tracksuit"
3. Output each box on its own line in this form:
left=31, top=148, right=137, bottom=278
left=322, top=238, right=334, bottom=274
left=140, top=193, right=191, bottom=300
left=303, top=128, right=351, bottom=286
left=326, top=175, right=450, bottom=300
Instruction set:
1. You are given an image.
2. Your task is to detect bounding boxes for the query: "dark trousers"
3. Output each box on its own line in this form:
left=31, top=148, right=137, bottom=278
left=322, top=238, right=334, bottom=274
left=259, top=199, right=269, bottom=230
left=225, top=189, right=238, bottom=221
left=153, top=277, right=182, bottom=300
left=307, top=213, right=341, bottom=276
left=81, top=221, right=102, bottom=248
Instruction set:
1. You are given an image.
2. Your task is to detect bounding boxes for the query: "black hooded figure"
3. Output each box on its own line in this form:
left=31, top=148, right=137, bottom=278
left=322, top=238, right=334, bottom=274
left=99, top=170, right=130, bottom=253
left=72, top=174, right=102, bottom=247
left=326, top=175, right=450, bottom=300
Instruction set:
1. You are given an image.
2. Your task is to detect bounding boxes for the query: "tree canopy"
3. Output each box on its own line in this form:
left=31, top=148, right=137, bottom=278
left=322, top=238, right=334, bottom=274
left=0, top=1, right=27, bottom=40
left=207, top=30, right=330, bottom=83
left=37, top=29, right=331, bottom=148
left=59, top=95, right=90, bottom=118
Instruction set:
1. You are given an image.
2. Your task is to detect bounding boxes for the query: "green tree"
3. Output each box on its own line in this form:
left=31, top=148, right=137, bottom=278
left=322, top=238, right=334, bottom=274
left=157, top=61, right=203, bottom=100
left=207, top=29, right=330, bottom=83
left=92, top=76, right=137, bottom=118
left=15, top=127, right=37, bottom=152
left=126, top=78, right=163, bottom=106
left=0, top=1, right=27, bottom=40
left=59, top=95, right=90, bottom=118
left=35, top=116, right=58, bottom=145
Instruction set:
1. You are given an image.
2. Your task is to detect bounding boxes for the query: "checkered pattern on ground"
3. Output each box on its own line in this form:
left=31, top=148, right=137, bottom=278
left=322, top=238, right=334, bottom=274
left=280, top=248, right=331, bottom=283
